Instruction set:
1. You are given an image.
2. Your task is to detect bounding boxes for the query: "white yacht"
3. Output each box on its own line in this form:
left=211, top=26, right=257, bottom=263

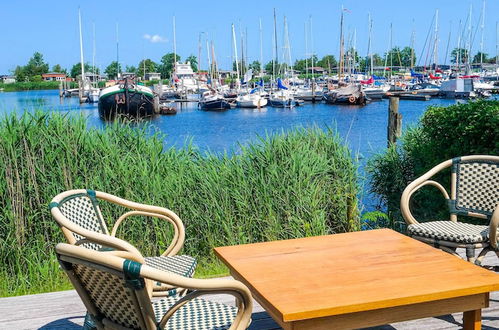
left=236, top=92, right=268, bottom=108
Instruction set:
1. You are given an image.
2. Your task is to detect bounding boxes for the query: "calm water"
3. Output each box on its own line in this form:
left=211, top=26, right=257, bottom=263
left=0, top=89, right=467, bottom=156
left=0, top=89, right=483, bottom=209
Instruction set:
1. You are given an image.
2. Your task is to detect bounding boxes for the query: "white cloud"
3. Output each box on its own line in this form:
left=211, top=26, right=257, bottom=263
left=143, top=34, right=167, bottom=43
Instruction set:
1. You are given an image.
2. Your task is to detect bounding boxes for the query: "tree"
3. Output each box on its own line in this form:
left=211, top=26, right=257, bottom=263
left=137, top=59, right=157, bottom=78
left=399, top=46, right=416, bottom=67
left=450, top=48, right=469, bottom=65
left=104, top=61, right=122, bottom=79
left=248, top=60, right=261, bottom=74
left=186, top=55, right=198, bottom=72
left=264, top=61, right=275, bottom=74
left=316, top=55, right=337, bottom=72
left=472, top=51, right=488, bottom=64
left=70, top=62, right=94, bottom=78
left=51, top=64, right=67, bottom=74
left=14, top=65, right=27, bottom=82
left=125, top=65, right=137, bottom=74
left=24, top=52, right=49, bottom=79
left=158, top=53, right=181, bottom=79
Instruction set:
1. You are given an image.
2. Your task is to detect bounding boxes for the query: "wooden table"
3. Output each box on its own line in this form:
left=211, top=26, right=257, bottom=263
left=214, top=229, right=499, bottom=330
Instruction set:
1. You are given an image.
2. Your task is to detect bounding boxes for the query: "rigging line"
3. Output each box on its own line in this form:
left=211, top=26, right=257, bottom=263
left=417, top=12, right=436, bottom=67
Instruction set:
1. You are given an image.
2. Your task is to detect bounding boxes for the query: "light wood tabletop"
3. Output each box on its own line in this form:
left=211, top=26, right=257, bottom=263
left=214, top=228, right=499, bottom=330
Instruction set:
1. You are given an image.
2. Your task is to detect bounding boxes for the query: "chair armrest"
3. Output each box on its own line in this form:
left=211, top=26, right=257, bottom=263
left=489, top=206, right=499, bottom=249
left=94, top=191, right=186, bottom=256
left=141, top=265, right=252, bottom=330
left=110, top=210, right=182, bottom=257
left=401, top=180, right=450, bottom=225
left=157, top=289, right=253, bottom=330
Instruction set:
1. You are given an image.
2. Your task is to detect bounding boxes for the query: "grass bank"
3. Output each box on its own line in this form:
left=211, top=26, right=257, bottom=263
left=0, top=81, right=78, bottom=92
left=0, top=112, right=359, bottom=297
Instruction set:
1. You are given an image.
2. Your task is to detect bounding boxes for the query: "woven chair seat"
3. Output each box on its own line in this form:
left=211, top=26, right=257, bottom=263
left=153, top=296, right=238, bottom=330
left=408, top=221, right=489, bottom=244
left=145, top=255, right=197, bottom=278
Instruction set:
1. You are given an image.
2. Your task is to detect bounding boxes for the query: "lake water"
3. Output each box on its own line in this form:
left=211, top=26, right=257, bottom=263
left=0, top=89, right=485, bottom=209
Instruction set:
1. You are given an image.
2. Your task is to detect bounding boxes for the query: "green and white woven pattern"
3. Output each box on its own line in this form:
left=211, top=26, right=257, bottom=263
left=408, top=221, right=489, bottom=244
left=145, top=255, right=197, bottom=278
left=456, top=161, right=499, bottom=215
left=59, top=195, right=107, bottom=250
left=73, top=264, right=143, bottom=329
left=153, top=296, right=238, bottom=330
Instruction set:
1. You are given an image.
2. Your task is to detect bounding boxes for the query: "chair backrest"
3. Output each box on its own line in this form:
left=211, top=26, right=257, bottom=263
left=56, top=243, right=156, bottom=329
left=51, top=189, right=109, bottom=250
left=451, top=156, right=499, bottom=219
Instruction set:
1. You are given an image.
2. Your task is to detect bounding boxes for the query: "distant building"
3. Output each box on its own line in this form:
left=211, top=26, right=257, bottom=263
left=42, top=73, right=67, bottom=81
left=121, top=72, right=135, bottom=79
left=218, top=70, right=237, bottom=79
left=306, top=67, right=325, bottom=74
left=84, top=73, right=105, bottom=83
left=0, top=75, right=16, bottom=84
left=145, top=72, right=161, bottom=81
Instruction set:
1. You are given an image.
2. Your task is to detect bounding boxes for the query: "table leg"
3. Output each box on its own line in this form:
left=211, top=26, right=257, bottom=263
left=463, top=309, right=481, bottom=330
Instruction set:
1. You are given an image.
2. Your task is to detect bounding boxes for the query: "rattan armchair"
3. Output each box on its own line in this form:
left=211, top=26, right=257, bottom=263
left=401, top=155, right=499, bottom=265
left=50, top=189, right=196, bottom=296
left=56, top=243, right=253, bottom=330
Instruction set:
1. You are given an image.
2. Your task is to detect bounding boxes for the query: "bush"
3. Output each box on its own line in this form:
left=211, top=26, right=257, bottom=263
left=0, top=112, right=359, bottom=296
left=367, top=100, right=499, bottom=229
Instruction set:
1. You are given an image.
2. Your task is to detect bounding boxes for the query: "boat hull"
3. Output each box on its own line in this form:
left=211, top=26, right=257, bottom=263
left=98, top=89, right=156, bottom=119
left=199, top=99, right=231, bottom=110
left=237, top=98, right=268, bottom=108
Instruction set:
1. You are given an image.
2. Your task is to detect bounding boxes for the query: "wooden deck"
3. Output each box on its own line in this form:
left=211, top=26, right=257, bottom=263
left=1, top=253, right=499, bottom=329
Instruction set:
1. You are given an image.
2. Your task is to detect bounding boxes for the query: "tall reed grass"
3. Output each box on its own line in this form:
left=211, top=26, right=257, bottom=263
left=0, top=111, right=359, bottom=296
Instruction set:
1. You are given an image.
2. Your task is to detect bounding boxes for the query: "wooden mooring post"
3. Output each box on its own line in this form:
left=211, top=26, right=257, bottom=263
left=387, top=96, right=402, bottom=146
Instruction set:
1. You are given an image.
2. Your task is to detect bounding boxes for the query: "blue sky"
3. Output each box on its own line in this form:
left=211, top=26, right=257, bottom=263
left=1, top=0, right=498, bottom=74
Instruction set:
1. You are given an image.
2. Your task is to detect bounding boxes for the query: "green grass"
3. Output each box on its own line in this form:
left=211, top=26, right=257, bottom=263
left=0, top=81, right=78, bottom=92
left=0, top=111, right=359, bottom=297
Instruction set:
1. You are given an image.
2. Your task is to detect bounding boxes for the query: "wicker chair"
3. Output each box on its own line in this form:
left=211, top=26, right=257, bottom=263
left=50, top=189, right=196, bottom=297
left=56, top=243, right=253, bottom=330
left=401, top=155, right=499, bottom=265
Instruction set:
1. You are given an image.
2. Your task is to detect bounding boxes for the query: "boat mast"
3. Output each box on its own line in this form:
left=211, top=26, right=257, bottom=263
left=206, top=39, right=212, bottom=80
left=198, top=32, right=203, bottom=72
left=173, top=16, right=177, bottom=74
left=456, top=20, right=462, bottom=72
left=310, top=16, right=314, bottom=79
left=434, top=9, right=439, bottom=71
left=466, top=4, right=472, bottom=74
left=444, top=21, right=452, bottom=66
left=92, top=21, right=96, bottom=84
left=259, top=19, right=263, bottom=76
left=78, top=8, right=85, bottom=83
left=273, top=8, right=278, bottom=82
left=496, top=21, right=499, bottom=65
left=389, top=23, right=393, bottom=79
left=480, top=0, right=485, bottom=65
left=232, top=24, right=240, bottom=89
left=410, top=20, right=415, bottom=69
left=339, top=7, right=344, bottom=81
left=116, top=22, right=120, bottom=79
left=367, top=14, right=373, bottom=76
left=305, top=22, right=308, bottom=79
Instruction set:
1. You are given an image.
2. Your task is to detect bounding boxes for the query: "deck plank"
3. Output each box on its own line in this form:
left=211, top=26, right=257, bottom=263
left=1, top=251, right=499, bottom=329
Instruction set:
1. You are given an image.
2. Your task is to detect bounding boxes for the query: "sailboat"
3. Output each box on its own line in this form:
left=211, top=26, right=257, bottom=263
left=269, top=15, right=297, bottom=108
left=269, top=78, right=295, bottom=107
left=199, top=41, right=231, bottom=110
left=77, top=8, right=100, bottom=103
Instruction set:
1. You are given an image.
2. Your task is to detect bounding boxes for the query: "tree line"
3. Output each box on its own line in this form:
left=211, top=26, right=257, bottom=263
left=10, top=48, right=499, bottom=82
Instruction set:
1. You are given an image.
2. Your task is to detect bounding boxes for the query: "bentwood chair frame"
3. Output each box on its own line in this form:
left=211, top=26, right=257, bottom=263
left=56, top=243, right=253, bottom=330
left=50, top=189, right=196, bottom=296
left=401, top=155, right=499, bottom=265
